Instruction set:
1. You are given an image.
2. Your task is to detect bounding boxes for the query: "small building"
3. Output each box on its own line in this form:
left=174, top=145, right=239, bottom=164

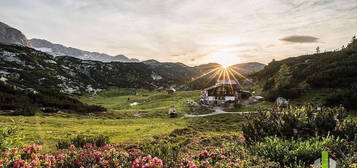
left=201, top=80, right=251, bottom=105
left=166, top=87, right=176, bottom=95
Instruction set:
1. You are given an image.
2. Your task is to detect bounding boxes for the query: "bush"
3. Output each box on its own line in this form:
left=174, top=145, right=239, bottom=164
left=250, top=136, right=345, bottom=167
left=324, top=87, right=357, bottom=109
left=0, top=125, right=23, bottom=152
left=12, top=105, right=38, bottom=116
left=263, top=88, right=303, bottom=101
left=242, top=105, right=348, bottom=143
left=56, top=134, right=110, bottom=149
left=0, top=144, right=163, bottom=168
left=334, top=119, right=357, bottom=141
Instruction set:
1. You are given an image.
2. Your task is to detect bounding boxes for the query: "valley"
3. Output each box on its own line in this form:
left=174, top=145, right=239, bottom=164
left=0, top=19, right=356, bottom=167
left=0, top=89, right=244, bottom=151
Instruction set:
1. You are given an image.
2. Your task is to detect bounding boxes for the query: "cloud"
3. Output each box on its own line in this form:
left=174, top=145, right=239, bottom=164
left=280, top=35, right=319, bottom=43
left=1, top=0, right=357, bottom=65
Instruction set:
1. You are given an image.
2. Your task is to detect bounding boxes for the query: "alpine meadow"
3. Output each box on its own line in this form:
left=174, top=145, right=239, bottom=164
left=0, top=0, right=356, bottom=167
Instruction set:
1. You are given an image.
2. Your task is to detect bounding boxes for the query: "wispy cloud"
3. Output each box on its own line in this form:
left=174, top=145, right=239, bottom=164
left=280, top=35, right=319, bottom=43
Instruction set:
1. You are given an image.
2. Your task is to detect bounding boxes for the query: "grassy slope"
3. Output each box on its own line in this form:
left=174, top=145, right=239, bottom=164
left=0, top=116, right=186, bottom=151
left=0, top=89, right=200, bottom=151
left=80, top=89, right=201, bottom=118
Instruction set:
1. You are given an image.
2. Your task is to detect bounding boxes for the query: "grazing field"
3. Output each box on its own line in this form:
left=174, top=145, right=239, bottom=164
left=0, top=89, right=203, bottom=150
left=80, top=89, right=201, bottom=118
left=1, top=88, right=356, bottom=167
left=0, top=116, right=187, bottom=151
left=0, top=89, right=258, bottom=151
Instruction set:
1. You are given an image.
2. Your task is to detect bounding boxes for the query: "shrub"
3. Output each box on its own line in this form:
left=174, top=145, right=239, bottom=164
left=250, top=136, right=345, bottom=167
left=242, top=105, right=347, bottom=143
left=0, top=144, right=163, bottom=168
left=334, top=119, right=357, bottom=141
left=0, top=125, right=23, bottom=152
left=12, top=105, right=38, bottom=116
left=56, top=134, right=110, bottom=149
left=324, top=87, right=357, bottom=109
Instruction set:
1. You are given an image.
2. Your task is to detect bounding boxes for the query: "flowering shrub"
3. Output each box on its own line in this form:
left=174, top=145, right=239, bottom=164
left=0, top=144, right=163, bottom=168
left=0, top=133, right=279, bottom=168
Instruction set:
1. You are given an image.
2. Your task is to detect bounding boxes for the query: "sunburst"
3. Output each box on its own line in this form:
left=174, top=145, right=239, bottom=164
left=189, top=64, right=247, bottom=86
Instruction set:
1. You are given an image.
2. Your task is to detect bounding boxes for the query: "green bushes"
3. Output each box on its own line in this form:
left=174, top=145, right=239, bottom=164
left=324, top=86, right=357, bottom=109
left=0, top=125, right=23, bottom=152
left=243, top=105, right=357, bottom=167
left=334, top=119, right=357, bottom=141
left=242, top=105, right=348, bottom=143
left=56, top=134, right=110, bottom=149
left=250, top=136, right=345, bottom=167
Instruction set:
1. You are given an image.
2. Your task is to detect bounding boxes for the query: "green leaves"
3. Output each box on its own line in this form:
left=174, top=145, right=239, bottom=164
left=0, top=124, right=23, bottom=152
left=250, top=136, right=345, bottom=167
left=242, top=105, right=348, bottom=143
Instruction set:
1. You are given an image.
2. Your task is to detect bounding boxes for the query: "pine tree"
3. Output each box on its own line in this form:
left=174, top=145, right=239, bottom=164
left=316, top=46, right=320, bottom=54
left=274, top=64, right=292, bottom=89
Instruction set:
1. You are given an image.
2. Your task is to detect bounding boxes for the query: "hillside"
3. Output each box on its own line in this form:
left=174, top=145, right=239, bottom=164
left=0, top=44, right=194, bottom=94
left=0, top=44, right=192, bottom=114
left=231, top=62, right=266, bottom=75
left=253, top=36, right=357, bottom=109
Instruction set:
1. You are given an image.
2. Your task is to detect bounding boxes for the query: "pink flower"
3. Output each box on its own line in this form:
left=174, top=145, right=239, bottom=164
left=84, top=143, right=93, bottom=149
left=31, top=159, right=40, bottom=167
left=55, top=153, right=65, bottom=160
left=199, top=150, right=209, bottom=160
left=69, top=144, right=76, bottom=151
left=23, top=144, right=42, bottom=155
left=10, top=148, right=18, bottom=154
left=93, top=151, right=102, bottom=158
left=129, top=149, right=142, bottom=157
left=143, top=163, right=150, bottom=168
left=151, top=157, right=163, bottom=167
left=13, top=159, right=25, bottom=168
left=188, top=161, right=197, bottom=168
left=2, top=152, right=9, bottom=157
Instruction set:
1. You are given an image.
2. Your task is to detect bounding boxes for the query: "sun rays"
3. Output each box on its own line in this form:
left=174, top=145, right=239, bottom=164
left=189, top=64, right=247, bottom=85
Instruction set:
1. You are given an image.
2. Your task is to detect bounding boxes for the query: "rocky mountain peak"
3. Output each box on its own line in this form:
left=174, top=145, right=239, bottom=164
left=0, top=21, right=31, bottom=47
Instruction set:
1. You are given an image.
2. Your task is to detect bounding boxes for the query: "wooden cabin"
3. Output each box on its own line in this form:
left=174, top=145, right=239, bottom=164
left=201, top=80, right=251, bottom=105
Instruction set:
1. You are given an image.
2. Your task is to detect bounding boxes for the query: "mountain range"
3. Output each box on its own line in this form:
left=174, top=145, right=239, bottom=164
left=29, top=38, right=139, bottom=62
left=0, top=21, right=267, bottom=113
left=1, top=20, right=356, bottom=112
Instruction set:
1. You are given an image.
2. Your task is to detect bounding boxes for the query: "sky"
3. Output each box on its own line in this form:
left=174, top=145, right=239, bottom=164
left=0, top=0, right=357, bottom=66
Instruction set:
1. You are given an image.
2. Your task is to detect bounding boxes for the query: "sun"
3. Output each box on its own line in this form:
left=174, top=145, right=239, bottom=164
left=209, top=52, right=240, bottom=68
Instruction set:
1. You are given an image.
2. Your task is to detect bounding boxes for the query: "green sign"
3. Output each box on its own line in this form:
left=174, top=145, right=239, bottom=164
left=322, top=151, right=328, bottom=168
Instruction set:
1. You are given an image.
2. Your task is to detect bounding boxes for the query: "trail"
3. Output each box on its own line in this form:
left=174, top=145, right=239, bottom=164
left=184, top=107, right=257, bottom=118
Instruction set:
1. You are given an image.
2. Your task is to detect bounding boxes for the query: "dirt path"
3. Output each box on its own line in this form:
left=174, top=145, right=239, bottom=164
left=184, top=107, right=257, bottom=118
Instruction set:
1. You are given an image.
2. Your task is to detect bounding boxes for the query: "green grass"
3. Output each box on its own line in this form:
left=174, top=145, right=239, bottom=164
left=0, top=89, right=203, bottom=151
left=187, top=113, right=247, bottom=132
left=80, top=89, right=201, bottom=118
left=0, top=115, right=187, bottom=151
left=0, top=88, right=272, bottom=151
left=224, top=101, right=274, bottom=112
